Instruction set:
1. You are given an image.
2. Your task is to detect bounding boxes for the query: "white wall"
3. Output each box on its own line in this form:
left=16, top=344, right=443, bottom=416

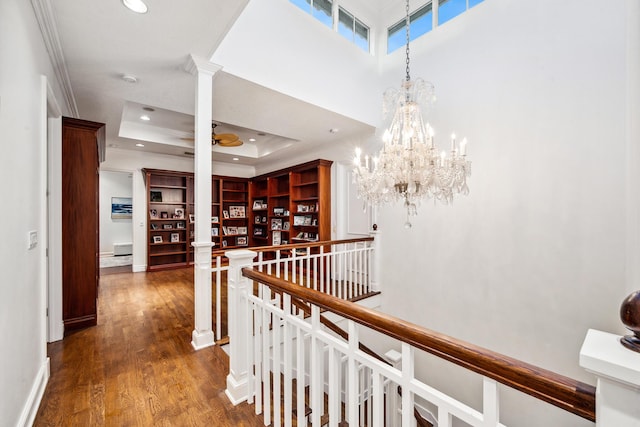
left=99, top=170, right=133, bottom=255
left=371, top=0, right=635, bottom=425
left=211, top=0, right=381, bottom=127
left=0, top=0, right=69, bottom=425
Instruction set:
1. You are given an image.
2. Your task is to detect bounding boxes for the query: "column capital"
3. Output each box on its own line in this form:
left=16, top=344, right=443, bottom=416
left=185, top=54, right=222, bottom=76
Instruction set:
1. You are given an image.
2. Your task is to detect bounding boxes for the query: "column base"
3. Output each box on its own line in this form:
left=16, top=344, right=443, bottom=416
left=191, top=329, right=214, bottom=350
left=225, top=373, right=249, bottom=405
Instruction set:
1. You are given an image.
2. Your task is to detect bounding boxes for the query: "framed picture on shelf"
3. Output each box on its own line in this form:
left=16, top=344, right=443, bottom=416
left=253, top=200, right=265, bottom=210
left=174, top=208, right=185, bottom=219
left=282, top=240, right=288, bottom=245
left=170, top=233, right=179, bottom=243
left=227, top=226, right=238, bottom=235
left=150, top=191, right=162, bottom=202
left=254, top=227, right=264, bottom=236
left=211, top=227, right=219, bottom=236
left=222, top=226, right=229, bottom=235
left=261, top=216, right=268, bottom=224
left=189, top=214, right=195, bottom=223
left=150, top=209, right=158, bottom=219
left=151, top=223, right=159, bottom=230
left=293, top=216, right=305, bottom=226
left=272, top=230, right=281, bottom=245
left=283, top=221, right=290, bottom=231
left=237, top=226, right=248, bottom=235
left=223, top=210, right=229, bottom=219
left=297, top=204, right=308, bottom=213
left=271, top=218, right=282, bottom=230
left=255, top=215, right=261, bottom=224
left=176, top=222, right=185, bottom=229
left=303, top=216, right=312, bottom=226
left=236, top=236, right=248, bottom=246
left=273, top=207, right=285, bottom=216
left=153, top=235, right=163, bottom=243
left=161, top=211, right=169, bottom=219
left=229, top=205, right=245, bottom=218
left=312, top=218, right=318, bottom=226
left=308, top=204, right=315, bottom=212
left=211, top=216, right=219, bottom=223
left=222, top=240, right=228, bottom=248
left=163, top=224, right=173, bottom=230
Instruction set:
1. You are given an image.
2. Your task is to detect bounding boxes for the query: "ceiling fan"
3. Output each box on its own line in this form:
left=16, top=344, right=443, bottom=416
left=181, top=123, right=243, bottom=147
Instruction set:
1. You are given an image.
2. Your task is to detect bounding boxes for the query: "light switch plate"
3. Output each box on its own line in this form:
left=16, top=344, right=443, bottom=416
left=28, top=230, right=37, bottom=250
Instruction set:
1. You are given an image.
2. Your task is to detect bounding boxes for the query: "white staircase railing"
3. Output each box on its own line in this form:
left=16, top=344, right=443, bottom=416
left=225, top=260, right=597, bottom=426
left=211, top=237, right=377, bottom=341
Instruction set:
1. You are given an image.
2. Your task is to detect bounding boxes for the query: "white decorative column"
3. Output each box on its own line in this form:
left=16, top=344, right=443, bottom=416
left=580, top=329, right=640, bottom=426
left=186, top=55, right=222, bottom=350
left=225, top=249, right=256, bottom=405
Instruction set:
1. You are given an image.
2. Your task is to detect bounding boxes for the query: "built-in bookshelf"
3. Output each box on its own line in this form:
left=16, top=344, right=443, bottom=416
left=220, top=178, right=249, bottom=249
left=251, top=159, right=332, bottom=248
left=145, top=169, right=189, bottom=270
left=144, top=160, right=332, bottom=269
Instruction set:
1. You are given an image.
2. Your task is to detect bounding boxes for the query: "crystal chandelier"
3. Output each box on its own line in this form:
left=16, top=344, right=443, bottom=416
left=353, top=0, right=471, bottom=227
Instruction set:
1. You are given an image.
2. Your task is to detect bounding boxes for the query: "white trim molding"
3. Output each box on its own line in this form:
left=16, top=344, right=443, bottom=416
left=31, top=0, right=79, bottom=118
left=17, top=358, right=50, bottom=427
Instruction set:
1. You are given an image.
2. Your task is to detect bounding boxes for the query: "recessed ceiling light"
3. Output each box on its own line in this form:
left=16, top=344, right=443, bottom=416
left=232, top=157, right=239, bottom=161
left=249, top=138, right=256, bottom=142
left=135, top=143, right=145, bottom=147
left=122, top=0, right=148, bottom=14
left=122, top=74, right=138, bottom=83
left=140, top=115, right=150, bottom=121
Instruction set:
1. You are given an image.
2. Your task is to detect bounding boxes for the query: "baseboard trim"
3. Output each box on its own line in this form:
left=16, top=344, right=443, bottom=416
left=18, top=357, right=50, bottom=427
left=132, top=264, right=147, bottom=273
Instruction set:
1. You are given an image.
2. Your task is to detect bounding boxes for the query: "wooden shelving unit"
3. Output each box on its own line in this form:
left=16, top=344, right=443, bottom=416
left=143, top=160, right=332, bottom=269
left=251, top=159, right=332, bottom=248
left=220, top=178, right=249, bottom=250
left=249, top=178, right=269, bottom=246
left=145, top=169, right=190, bottom=271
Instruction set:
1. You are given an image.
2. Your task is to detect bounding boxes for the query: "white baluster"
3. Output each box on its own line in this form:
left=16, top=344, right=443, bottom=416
left=482, top=377, right=500, bottom=426
left=347, top=320, right=359, bottom=426
left=283, top=294, right=293, bottom=427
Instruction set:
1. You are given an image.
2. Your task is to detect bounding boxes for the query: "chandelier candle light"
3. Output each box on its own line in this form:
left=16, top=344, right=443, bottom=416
left=353, top=0, right=471, bottom=228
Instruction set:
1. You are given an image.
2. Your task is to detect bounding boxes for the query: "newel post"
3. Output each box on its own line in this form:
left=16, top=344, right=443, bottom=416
left=370, top=224, right=381, bottom=292
left=225, top=249, right=256, bottom=405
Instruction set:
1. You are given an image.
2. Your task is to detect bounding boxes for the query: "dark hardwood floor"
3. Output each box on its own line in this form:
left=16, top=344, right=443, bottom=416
left=34, top=268, right=261, bottom=426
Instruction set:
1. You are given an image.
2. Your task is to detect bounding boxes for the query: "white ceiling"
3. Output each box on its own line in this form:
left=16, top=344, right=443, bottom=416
left=49, top=0, right=388, bottom=167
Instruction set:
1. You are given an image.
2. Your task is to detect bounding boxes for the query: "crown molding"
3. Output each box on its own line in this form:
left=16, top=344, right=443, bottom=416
left=31, top=0, right=79, bottom=118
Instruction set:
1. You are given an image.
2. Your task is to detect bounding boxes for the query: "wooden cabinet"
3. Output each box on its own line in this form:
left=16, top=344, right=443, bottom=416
left=62, top=117, right=105, bottom=331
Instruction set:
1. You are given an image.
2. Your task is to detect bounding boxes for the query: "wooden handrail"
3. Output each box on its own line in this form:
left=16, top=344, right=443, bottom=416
left=242, top=268, right=596, bottom=422
left=212, top=237, right=374, bottom=257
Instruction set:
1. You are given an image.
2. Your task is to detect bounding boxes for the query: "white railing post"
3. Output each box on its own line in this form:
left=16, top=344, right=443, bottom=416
left=580, top=329, right=640, bottom=427
left=225, top=249, right=257, bottom=405
left=370, top=227, right=381, bottom=292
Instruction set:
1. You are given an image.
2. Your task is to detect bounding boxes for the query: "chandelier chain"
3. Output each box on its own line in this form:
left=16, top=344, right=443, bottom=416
left=405, top=0, right=410, bottom=82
